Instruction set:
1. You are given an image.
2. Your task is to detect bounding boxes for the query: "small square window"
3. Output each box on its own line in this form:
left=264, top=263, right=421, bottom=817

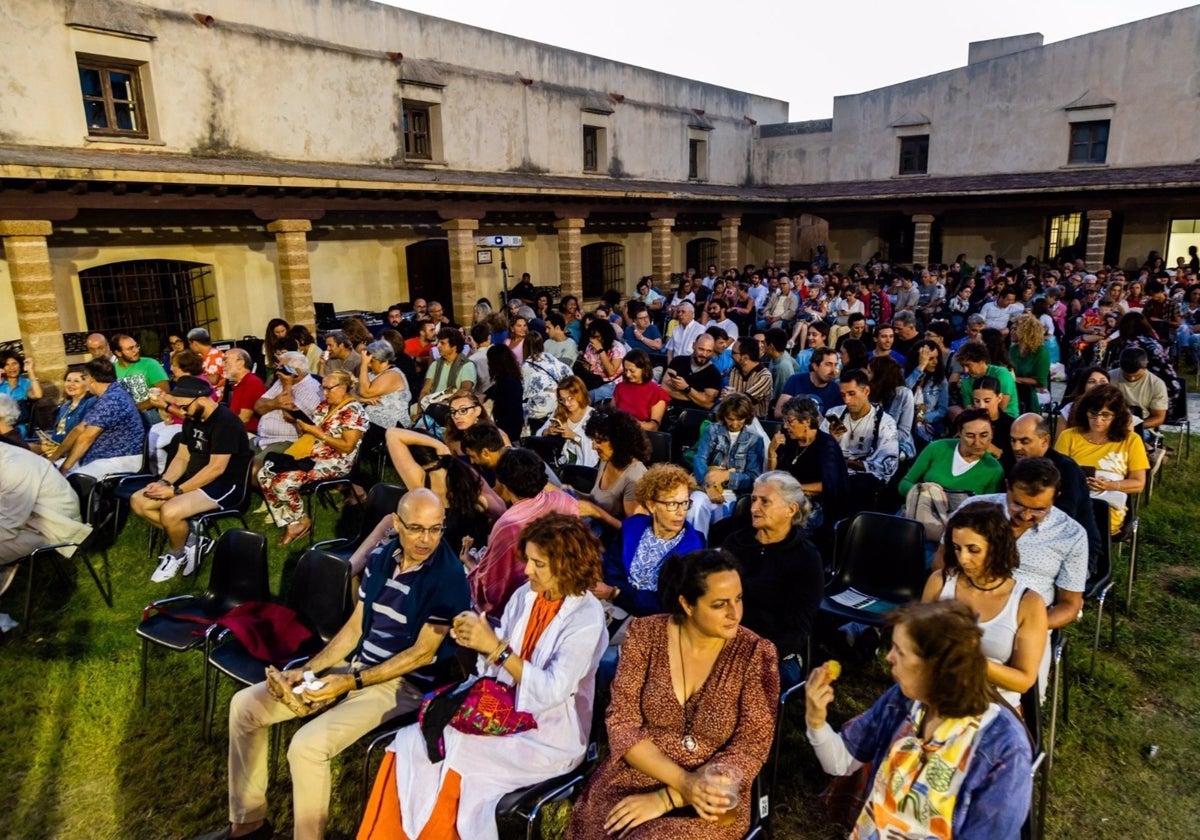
left=403, top=103, right=432, bottom=160
left=1069, top=120, right=1109, bottom=165
left=78, top=58, right=147, bottom=138
left=898, top=135, right=929, bottom=175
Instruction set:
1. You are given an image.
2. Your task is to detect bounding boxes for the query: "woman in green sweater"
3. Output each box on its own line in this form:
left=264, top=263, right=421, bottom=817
left=1008, top=314, right=1051, bottom=414
left=898, top=407, right=1004, bottom=498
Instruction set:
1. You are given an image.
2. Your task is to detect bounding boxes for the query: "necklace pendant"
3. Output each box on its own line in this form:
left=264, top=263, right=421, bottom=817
left=681, top=734, right=698, bottom=752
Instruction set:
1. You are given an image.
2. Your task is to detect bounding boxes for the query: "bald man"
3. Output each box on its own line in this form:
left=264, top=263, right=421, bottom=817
left=85, top=333, right=111, bottom=360
left=207, top=488, right=471, bottom=840
left=1008, top=412, right=1103, bottom=576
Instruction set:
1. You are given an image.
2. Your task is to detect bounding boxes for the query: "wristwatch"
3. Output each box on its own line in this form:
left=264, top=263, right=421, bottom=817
left=173, top=485, right=183, bottom=496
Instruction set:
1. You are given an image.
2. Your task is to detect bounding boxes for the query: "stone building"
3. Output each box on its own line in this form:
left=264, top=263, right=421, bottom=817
left=2, top=0, right=1200, bottom=388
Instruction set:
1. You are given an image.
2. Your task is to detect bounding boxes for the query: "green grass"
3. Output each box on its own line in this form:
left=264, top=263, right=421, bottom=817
left=4, top=443, right=1200, bottom=839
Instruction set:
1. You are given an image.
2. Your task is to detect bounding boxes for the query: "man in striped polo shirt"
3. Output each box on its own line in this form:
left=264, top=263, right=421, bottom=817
left=206, top=489, right=470, bottom=840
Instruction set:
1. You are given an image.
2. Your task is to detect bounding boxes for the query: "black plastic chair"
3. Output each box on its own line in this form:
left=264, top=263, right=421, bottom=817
left=520, top=434, right=567, bottom=472
left=1085, top=499, right=1116, bottom=676
left=819, top=513, right=926, bottom=626
left=314, top=482, right=405, bottom=560
left=646, top=429, right=672, bottom=465
left=203, top=549, right=353, bottom=741
left=494, top=740, right=601, bottom=840
left=300, top=475, right=357, bottom=547
left=190, top=456, right=257, bottom=550
left=1021, top=682, right=1049, bottom=840
left=706, top=493, right=752, bottom=546
left=15, top=473, right=116, bottom=630
left=759, top=419, right=782, bottom=440
left=1114, top=493, right=1141, bottom=612
left=136, top=529, right=270, bottom=706
left=559, top=464, right=598, bottom=495
left=670, top=408, right=711, bottom=459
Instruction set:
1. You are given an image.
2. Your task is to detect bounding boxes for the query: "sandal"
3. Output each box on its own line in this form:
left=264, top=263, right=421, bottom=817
left=278, top=518, right=312, bottom=546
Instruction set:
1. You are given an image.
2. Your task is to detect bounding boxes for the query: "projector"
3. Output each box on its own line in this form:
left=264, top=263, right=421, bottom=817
left=476, top=235, right=523, bottom=248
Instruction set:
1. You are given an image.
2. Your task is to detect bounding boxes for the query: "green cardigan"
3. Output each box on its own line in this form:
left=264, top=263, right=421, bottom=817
left=898, top=438, right=1005, bottom=498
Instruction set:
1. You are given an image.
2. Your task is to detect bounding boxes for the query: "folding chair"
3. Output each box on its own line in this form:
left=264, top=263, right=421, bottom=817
left=15, top=473, right=116, bottom=630
left=136, top=529, right=269, bottom=706
left=646, top=429, right=672, bottom=465
left=1114, top=494, right=1141, bottom=612
left=559, top=464, right=599, bottom=495
left=313, top=482, right=405, bottom=560
left=189, top=457, right=257, bottom=553
left=203, top=549, right=353, bottom=741
left=1085, top=499, right=1116, bottom=676
left=1021, top=683, right=1049, bottom=840
left=495, top=738, right=601, bottom=840
left=520, top=434, right=566, bottom=473
left=819, top=512, right=927, bottom=626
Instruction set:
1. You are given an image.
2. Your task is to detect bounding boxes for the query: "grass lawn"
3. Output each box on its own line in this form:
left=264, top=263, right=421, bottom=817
left=3, top=440, right=1200, bottom=839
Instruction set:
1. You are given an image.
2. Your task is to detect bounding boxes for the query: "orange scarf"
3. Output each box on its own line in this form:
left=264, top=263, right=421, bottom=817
left=519, top=593, right=565, bottom=659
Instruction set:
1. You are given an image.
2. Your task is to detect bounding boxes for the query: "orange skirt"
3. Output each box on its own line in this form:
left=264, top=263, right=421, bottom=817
left=357, top=752, right=463, bottom=840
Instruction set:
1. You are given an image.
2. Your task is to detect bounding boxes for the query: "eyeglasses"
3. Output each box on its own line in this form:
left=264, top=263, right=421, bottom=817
left=449, top=405, right=479, bottom=417
left=394, top=515, right=446, bottom=538
left=652, top=499, right=692, bottom=511
left=1087, top=410, right=1116, bottom=420
left=1008, top=500, right=1052, bottom=519
left=321, top=384, right=340, bottom=392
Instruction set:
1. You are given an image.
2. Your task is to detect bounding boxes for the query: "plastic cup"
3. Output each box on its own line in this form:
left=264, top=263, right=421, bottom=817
left=702, top=761, right=743, bottom=812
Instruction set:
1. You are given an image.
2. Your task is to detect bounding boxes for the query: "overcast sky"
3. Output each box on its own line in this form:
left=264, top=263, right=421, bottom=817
left=377, top=0, right=1196, bottom=121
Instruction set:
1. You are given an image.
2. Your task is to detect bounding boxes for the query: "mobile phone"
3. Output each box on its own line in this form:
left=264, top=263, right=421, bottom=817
left=286, top=408, right=314, bottom=426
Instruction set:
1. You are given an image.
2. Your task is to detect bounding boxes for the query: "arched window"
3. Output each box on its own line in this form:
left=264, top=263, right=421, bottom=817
left=581, top=242, right=625, bottom=299
left=78, top=259, right=216, bottom=356
left=686, top=237, right=719, bottom=274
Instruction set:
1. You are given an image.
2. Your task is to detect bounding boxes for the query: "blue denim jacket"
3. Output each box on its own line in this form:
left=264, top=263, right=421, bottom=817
left=692, top=422, right=765, bottom=492
left=841, top=684, right=1032, bottom=840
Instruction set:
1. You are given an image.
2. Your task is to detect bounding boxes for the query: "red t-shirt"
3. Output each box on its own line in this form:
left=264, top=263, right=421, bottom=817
left=613, top=379, right=669, bottom=422
left=228, top=372, right=267, bottom=433
left=404, top=337, right=434, bottom=358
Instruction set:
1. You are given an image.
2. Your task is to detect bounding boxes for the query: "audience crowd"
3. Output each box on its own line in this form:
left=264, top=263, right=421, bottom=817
left=2, top=246, right=1188, bottom=838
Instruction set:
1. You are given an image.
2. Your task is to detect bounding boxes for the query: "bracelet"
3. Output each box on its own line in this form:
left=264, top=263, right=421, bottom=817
left=494, top=645, right=514, bottom=667
left=354, top=670, right=364, bottom=690
left=487, top=637, right=510, bottom=664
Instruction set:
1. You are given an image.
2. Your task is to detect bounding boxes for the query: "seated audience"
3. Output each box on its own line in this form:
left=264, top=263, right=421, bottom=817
left=575, top=408, right=651, bottom=530
left=475, top=343, right=522, bottom=441
left=251, top=351, right=324, bottom=457
left=723, top=471, right=824, bottom=688
left=39, top=368, right=96, bottom=452
left=595, top=464, right=706, bottom=617
left=360, top=513, right=607, bottom=840
left=724, top=337, right=774, bottom=419
left=0, top=395, right=30, bottom=449
left=569, top=549, right=779, bottom=840
left=0, top=352, right=43, bottom=429
left=224, top=348, right=266, bottom=434
left=805, top=601, right=1032, bottom=839
left=55, top=358, right=144, bottom=479
left=904, top=339, right=951, bottom=443
left=955, top=341, right=1019, bottom=419
left=132, top=376, right=252, bottom=582
left=145, top=349, right=209, bottom=472
left=356, top=340, right=412, bottom=444
left=459, top=447, right=579, bottom=620
left=579, top=319, right=627, bottom=402
left=521, top=331, right=572, bottom=426
left=1109, top=347, right=1168, bottom=435
left=0, top=441, right=93, bottom=597
left=776, top=346, right=841, bottom=417
left=612, top=350, right=669, bottom=432
left=867, top=356, right=915, bottom=461
left=767, top=396, right=848, bottom=541
left=535, top=375, right=599, bottom=468
left=899, top=407, right=1004, bottom=501
left=544, top=312, right=579, bottom=365
left=257, top=370, right=367, bottom=545
left=970, top=375, right=1014, bottom=464
left=922, top=502, right=1048, bottom=706
left=444, top=392, right=510, bottom=458
left=821, top=368, right=900, bottom=488
left=1055, top=385, right=1148, bottom=535
left=202, top=489, right=470, bottom=840
left=112, top=333, right=169, bottom=425
left=188, top=327, right=226, bottom=401
left=692, top=394, right=765, bottom=498
left=661, top=334, right=722, bottom=421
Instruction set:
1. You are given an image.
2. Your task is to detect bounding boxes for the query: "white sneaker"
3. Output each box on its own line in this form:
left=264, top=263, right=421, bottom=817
left=181, top=542, right=201, bottom=577
left=150, top=551, right=187, bottom=583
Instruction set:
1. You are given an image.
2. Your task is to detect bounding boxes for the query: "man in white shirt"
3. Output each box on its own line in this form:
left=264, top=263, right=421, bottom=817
left=703, top=298, right=740, bottom=341
left=664, top=302, right=706, bottom=362
left=747, top=273, right=769, bottom=310
left=980, top=287, right=1025, bottom=334
left=819, top=369, right=899, bottom=485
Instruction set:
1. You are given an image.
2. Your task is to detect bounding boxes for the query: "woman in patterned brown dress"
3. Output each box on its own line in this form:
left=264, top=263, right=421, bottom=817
left=568, top=549, right=779, bottom=839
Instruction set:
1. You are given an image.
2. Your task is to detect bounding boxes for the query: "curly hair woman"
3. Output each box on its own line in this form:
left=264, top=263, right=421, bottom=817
left=576, top=407, right=651, bottom=530
left=1008, top=314, right=1050, bottom=414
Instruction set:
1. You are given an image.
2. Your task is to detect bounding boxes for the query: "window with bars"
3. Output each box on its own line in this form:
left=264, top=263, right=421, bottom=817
left=581, top=242, right=625, bottom=299
left=78, top=57, right=148, bottom=138
left=403, top=101, right=433, bottom=160
left=898, top=135, right=929, bottom=175
left=1045, top=212, right=1082, bottom=261
left=583, top=126, right=600, bottom=172
left=78, top=260, right=218, bottom=358
left=1068, top=120, right=1109, bottom=164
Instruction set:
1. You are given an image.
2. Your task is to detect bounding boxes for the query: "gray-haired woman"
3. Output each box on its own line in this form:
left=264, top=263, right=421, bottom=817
left=356, top=339, right=412, bottom=433
left=721, top=471, right=824, bottom=688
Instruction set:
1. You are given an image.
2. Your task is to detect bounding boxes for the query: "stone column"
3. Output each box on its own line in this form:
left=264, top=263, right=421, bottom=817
left=719, top=216, right=741, bottom=271
left=1085, top=210, right=1112, bottom=272
left=0, top=219, right=66, bottom=388
left=911, top=214, right=935, bottom=267
left=649, top=218, right=675, bottom=290
left=554, top=217, right=585, bottom=301
left=442, top=218, right=479, bottom=322
left=266, top=219, right=315, bottom=334
left=772, top=218, right=794, bottom=267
